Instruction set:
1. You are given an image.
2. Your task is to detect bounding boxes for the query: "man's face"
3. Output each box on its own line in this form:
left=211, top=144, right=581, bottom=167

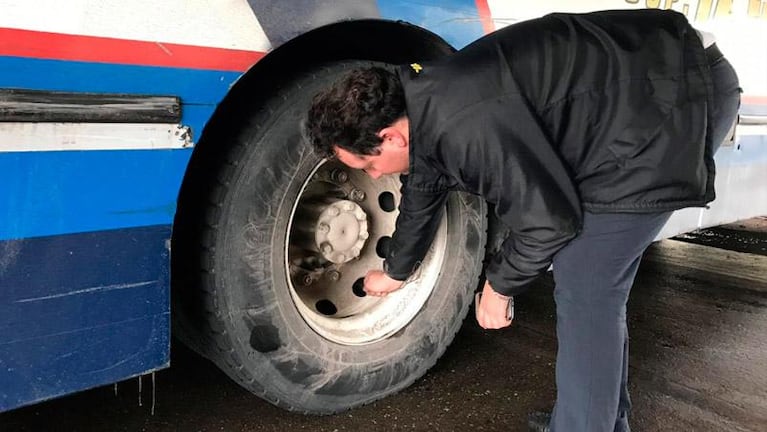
left=334, top=135, right=410, bottom=179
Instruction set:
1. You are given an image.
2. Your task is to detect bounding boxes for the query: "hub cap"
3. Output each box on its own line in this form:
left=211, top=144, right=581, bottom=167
left=315, top=200, right=368, bottom=264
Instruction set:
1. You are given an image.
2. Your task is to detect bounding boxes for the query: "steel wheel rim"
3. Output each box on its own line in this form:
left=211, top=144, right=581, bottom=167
left=284, top=159, right=447, bottom=346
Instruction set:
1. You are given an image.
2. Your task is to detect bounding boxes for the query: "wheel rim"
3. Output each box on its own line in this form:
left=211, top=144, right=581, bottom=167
left=284, top=159, right=447, bottom=346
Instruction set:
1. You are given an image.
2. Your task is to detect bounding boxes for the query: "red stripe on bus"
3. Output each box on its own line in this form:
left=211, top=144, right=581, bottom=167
left=475, top=0, right=494, bottom=35
left=742, top=96, right=767, bottom=105
left=0, top=28, right=264, bottom=72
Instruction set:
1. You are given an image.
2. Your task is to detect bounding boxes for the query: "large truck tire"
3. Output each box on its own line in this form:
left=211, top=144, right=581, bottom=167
left=172, top=61, right=487, bottom=414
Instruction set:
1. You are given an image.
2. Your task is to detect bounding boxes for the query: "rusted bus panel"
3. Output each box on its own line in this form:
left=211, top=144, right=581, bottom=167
left=0, top=89, right=181, bottom=123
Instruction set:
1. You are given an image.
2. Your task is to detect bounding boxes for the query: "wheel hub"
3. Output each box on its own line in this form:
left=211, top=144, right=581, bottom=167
left=314, top=200, right=369, bottom=264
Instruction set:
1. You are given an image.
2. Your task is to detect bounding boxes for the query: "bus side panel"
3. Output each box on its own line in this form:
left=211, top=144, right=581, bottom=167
left=0, top=225, right=170, bottom=412
left=0, top=148, right=184, bottom=412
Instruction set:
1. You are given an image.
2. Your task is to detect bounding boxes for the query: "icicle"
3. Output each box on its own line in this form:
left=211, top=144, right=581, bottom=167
left=151, top=371, right=156, bottom=416
left=138, top=375, right=143, bottom=407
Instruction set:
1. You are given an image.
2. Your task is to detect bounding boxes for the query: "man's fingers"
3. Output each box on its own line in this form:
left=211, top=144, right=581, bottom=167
left=478, top=318, right=510, bottom=329
left=479, top=318, right=512, bottom=330
left=476, top=294, right=513, bottom=329
left=364, top=286, right=388, bottom=297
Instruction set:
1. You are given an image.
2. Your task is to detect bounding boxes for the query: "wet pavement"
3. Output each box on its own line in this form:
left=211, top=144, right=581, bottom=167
left=3, top=218, right=766, bottom=432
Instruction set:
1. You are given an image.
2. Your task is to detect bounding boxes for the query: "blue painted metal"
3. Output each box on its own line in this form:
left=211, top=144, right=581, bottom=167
left=0, top=149, right=191, bottom=241
left=0, top=225, right=170, bottom=412
left=0, top=56, right=240, bottom=103
left=0, top=56, right=237, bottom=136
left=377, top=0, right=485, bottom=49
left=183, top=104, right=218, bottom=141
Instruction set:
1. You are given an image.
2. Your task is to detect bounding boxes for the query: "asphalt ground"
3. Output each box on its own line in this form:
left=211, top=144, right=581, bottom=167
left=3, top=217, right=766, bottom=432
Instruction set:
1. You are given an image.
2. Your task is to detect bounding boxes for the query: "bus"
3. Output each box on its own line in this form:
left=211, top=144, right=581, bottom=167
left=2, top=0, right=765, bottom=414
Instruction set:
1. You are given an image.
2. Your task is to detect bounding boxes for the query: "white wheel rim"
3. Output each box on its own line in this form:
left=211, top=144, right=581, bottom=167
left=283, top=160, right=447, bottom=346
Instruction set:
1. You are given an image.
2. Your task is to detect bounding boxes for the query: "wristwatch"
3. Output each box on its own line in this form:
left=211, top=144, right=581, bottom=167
left=474, top=291, right=514, bottom=321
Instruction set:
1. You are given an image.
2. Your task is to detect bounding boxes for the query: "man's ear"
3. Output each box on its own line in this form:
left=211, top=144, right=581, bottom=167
left=378, top=126, right=407, bottom=148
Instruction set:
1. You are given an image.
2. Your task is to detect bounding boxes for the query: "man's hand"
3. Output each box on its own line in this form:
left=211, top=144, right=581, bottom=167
left=476, top=280, right=513, bottom=329
left=364, top=270, right=404, bottom=297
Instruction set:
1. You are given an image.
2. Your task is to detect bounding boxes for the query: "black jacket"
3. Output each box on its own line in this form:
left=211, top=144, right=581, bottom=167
left=384, top=9, right=716, bottom=296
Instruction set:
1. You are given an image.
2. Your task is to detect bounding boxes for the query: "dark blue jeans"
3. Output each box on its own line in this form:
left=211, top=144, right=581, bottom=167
left=707, top=50, right=742, bottom=156
left=549, top=49, right=740, bottom=432
left=549, top=211, right=671, bottom=432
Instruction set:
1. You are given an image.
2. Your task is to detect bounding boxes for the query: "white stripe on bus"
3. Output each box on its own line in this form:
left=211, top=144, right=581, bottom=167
left=0, top=0, right=271, bottom=52
left=0, top=123, right=192, bottom=152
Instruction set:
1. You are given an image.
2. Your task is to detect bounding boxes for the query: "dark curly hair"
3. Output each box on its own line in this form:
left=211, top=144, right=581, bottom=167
left=305, top=67, right=406, bottom=158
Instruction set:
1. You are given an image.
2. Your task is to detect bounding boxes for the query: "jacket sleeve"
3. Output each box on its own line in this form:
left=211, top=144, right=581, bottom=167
left=444, top=99, right=583, bottom=297
left=383, top=174, right=448, bottom=281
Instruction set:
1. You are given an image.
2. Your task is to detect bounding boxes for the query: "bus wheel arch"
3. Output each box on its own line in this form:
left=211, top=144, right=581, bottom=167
left=170, top=23, right=487, bottom=414
left=193, top=19, right=455, bottom=160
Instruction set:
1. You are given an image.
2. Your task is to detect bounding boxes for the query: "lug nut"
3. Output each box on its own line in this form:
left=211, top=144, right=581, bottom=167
left=331, top=169, right=349, bottom=183
left=350, top=189, right=366, bottom=202
left=321, top=243, right=334, bottom=254
left=327, top=207, right=340, bottom=217
left=302, top=275, right=313, bottom=286
left=317, top=223, right=330, bottom=234
left=328, top=270, right=341, bottom=281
